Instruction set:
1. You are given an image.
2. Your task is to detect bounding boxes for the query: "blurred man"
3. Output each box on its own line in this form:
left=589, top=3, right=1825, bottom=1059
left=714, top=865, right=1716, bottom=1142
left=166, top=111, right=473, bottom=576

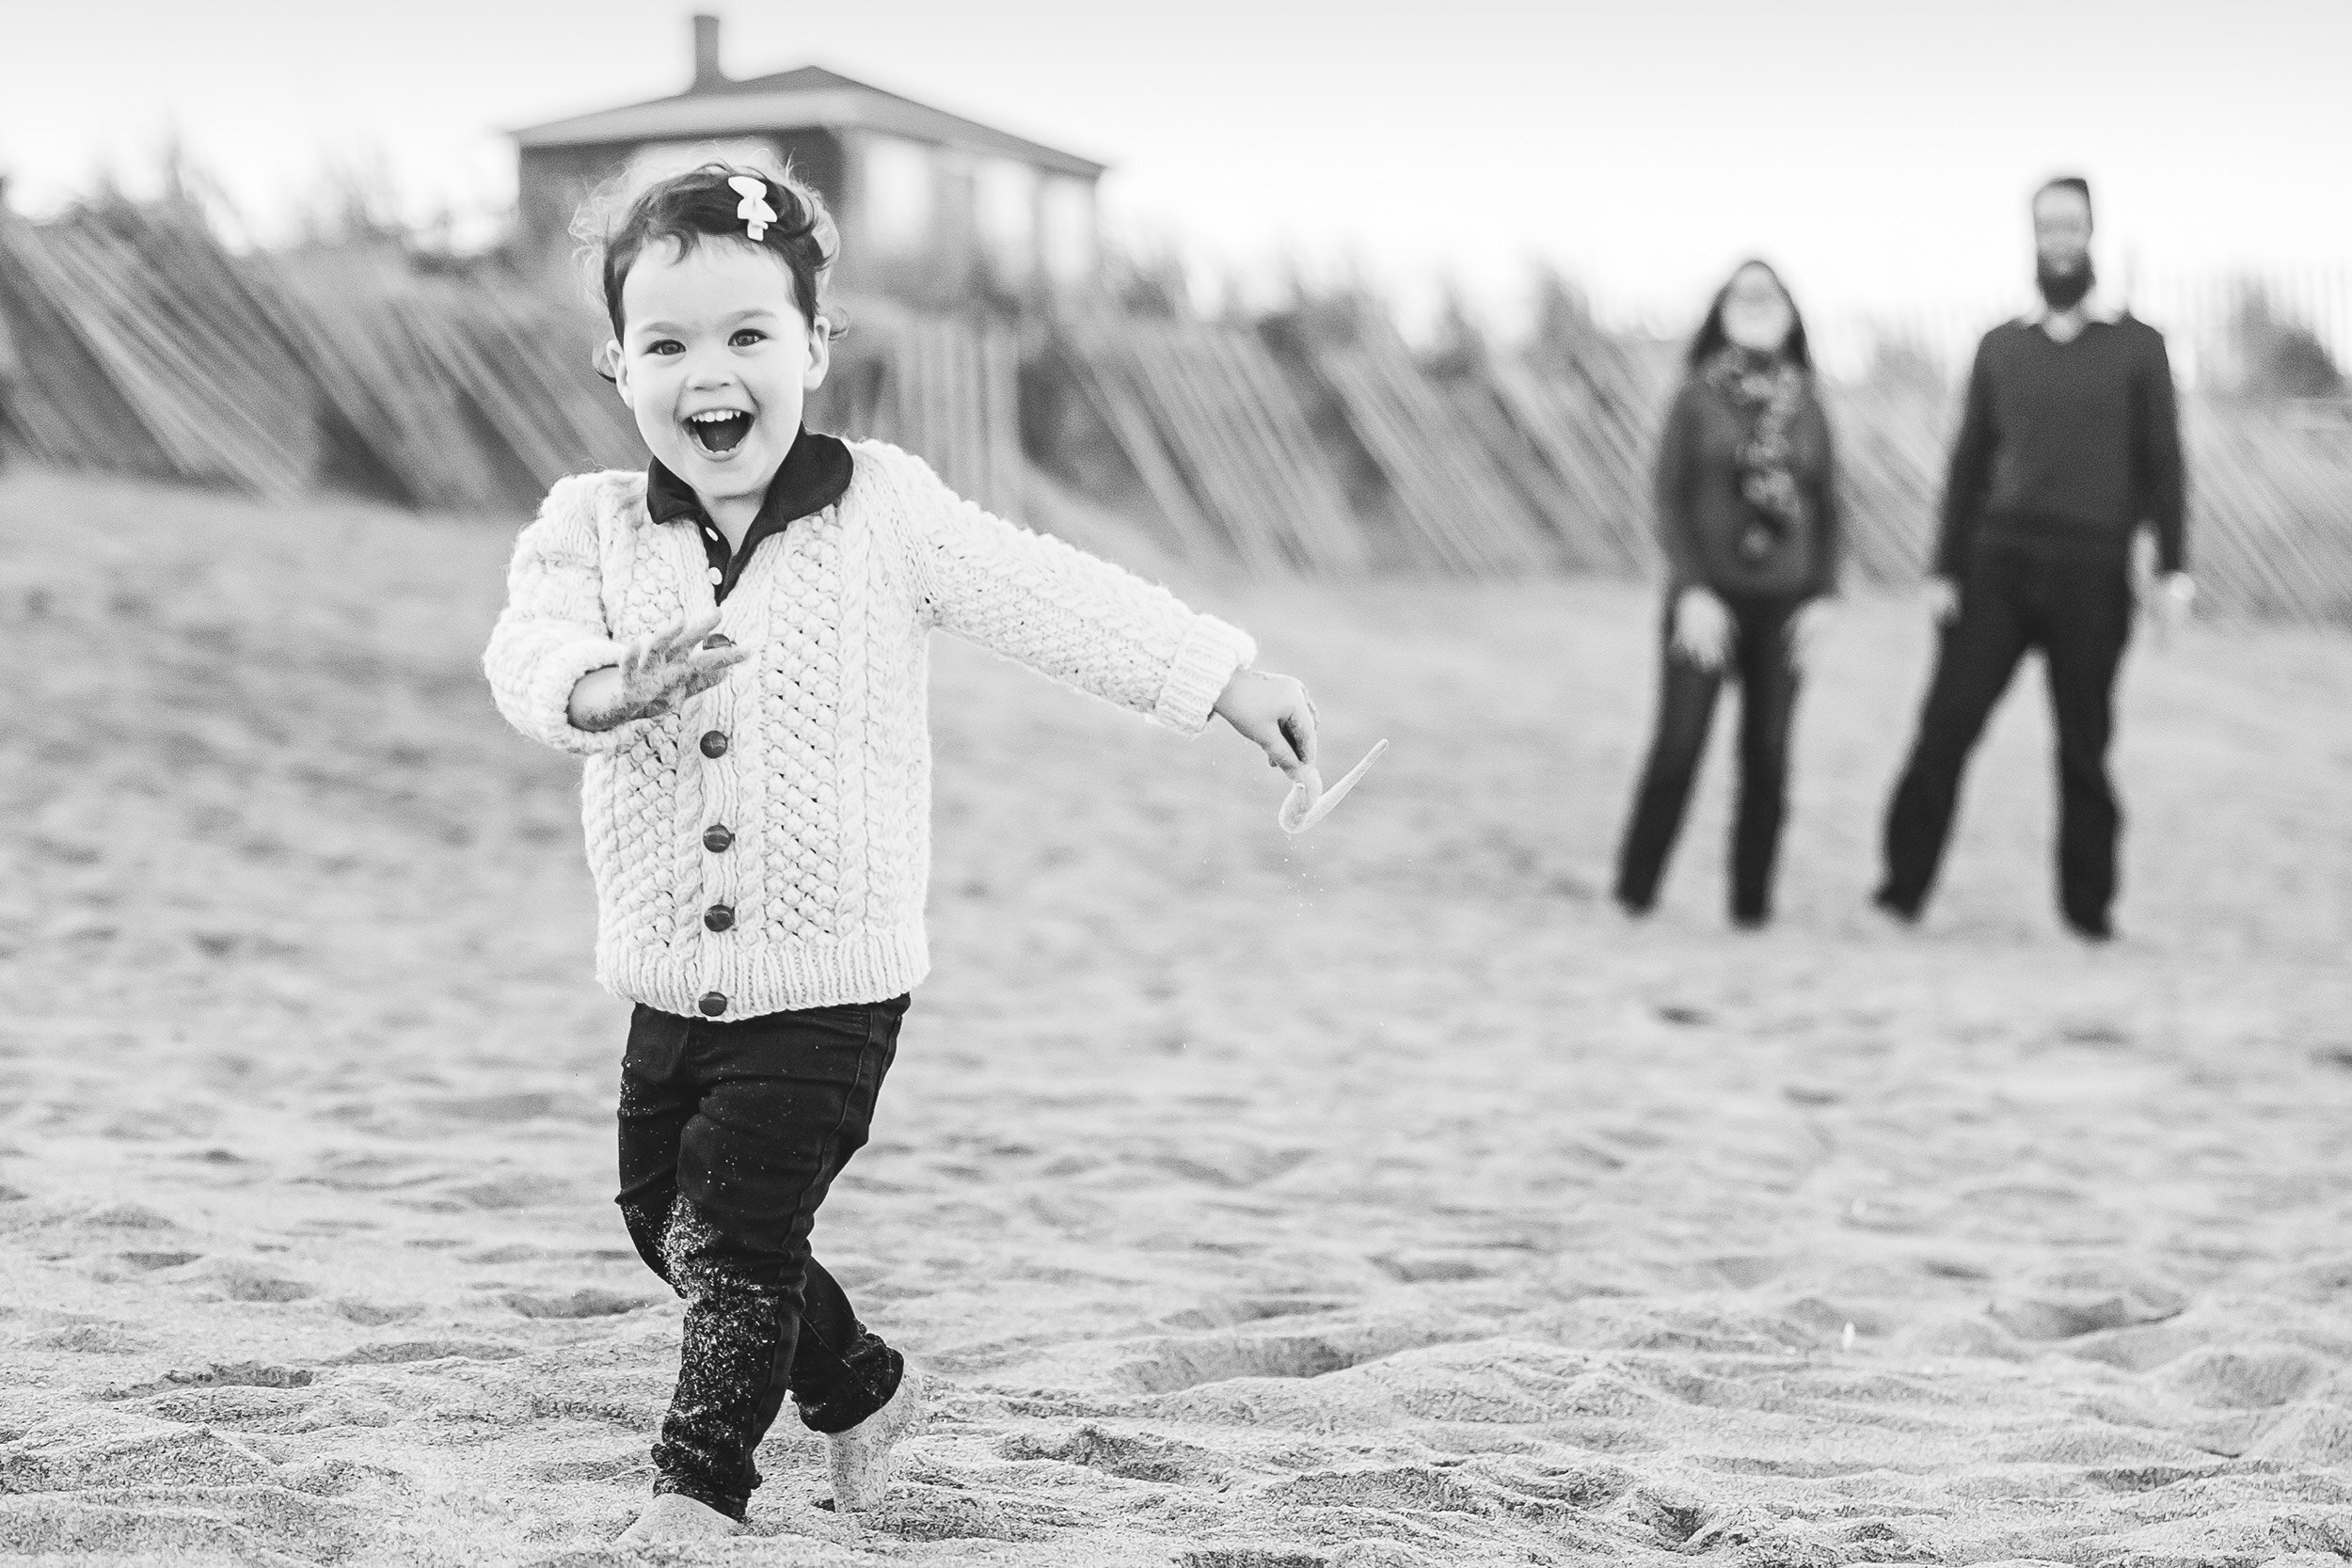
left=1876, top=175, right=2192, bottom=941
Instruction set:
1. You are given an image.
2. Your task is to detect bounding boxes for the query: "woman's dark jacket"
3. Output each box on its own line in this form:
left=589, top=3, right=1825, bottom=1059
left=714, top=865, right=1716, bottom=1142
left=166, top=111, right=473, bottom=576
left=1652, top=371, right=1842, bottom=600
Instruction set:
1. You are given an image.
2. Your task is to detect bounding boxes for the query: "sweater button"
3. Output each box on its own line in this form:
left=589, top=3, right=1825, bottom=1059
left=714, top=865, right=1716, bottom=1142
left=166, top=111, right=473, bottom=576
left=699, top=729, right=728, bottom=758
left=703, top=824, right=734, bottom=852
left=704, top=903, right=735, bottom=932
left=697, top=991, right=727, bottom=1017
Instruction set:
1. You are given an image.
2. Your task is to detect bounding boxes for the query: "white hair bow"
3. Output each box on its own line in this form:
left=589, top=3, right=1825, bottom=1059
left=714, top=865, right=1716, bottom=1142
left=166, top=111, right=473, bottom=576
left=728, top=175, right=778, bottom=242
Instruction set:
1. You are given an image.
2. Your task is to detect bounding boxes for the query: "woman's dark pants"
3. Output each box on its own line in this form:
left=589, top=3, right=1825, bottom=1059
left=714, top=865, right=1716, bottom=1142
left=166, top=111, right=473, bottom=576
left=1614, top=592, right=1806, bottom=924
left=616, top=996, right=911, bottom=1521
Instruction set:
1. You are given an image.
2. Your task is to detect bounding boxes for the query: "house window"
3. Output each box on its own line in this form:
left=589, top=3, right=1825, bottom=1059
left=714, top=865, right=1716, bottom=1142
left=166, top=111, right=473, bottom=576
left=864, top=135, right=933, bottom=256
left=1040, top=176, right=1095, bottom=285
left=975, top=158, right=1038, bottom=282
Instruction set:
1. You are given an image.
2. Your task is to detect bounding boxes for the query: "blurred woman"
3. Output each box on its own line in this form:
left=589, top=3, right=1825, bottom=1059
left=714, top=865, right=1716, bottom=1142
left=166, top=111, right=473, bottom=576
left=1613, top=260, right=1842, bottom=927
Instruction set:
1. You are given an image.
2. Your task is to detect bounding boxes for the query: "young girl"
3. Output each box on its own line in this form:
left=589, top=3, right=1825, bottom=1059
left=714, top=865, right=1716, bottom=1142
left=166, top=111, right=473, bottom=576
left=482, top=164, right=1318, bottom=1544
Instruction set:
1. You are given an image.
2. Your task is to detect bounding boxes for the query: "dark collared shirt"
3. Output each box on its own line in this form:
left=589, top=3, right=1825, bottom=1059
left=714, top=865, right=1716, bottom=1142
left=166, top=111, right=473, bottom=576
left=645, top=426, right=855, bottom=603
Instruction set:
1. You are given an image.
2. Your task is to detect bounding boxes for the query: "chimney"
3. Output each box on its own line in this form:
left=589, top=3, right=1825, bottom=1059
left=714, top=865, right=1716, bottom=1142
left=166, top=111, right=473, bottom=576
left=691, top=14, right=724, bottom=92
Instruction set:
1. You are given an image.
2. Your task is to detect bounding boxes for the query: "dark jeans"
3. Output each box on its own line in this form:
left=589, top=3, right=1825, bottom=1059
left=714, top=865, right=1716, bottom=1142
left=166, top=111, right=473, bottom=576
left=1879, top=540, right=2134, bottom=932
left=617, top=995, right=911, bottom=1520
left=1615, top=591, right=1806, bottom=924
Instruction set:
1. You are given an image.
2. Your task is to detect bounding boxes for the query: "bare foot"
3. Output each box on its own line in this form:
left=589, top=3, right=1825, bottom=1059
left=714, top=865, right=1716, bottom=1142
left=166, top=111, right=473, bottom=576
left=615, top=1492, right=739, bottom=1546
left=827, top=1367, right=932, bottom=1513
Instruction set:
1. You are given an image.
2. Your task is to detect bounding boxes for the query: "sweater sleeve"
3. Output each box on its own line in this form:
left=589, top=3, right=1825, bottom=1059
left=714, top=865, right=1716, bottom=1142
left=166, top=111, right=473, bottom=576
left=1935, top=335, right=2001, bottom=579
left=2134, top=327, right=2189, bottom=575
left=1810, top=395, right=1845, bottom=598
left=481, top=476, right=647, bottom=757
left=1652, top=381, right=1706, bottom=590
left=894, top=451, right=1257, bottom=736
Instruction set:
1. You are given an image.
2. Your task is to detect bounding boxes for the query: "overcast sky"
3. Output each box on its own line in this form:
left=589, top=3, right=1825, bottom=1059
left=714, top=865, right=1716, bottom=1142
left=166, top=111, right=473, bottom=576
left=7, top=0, right=2349, bottom=336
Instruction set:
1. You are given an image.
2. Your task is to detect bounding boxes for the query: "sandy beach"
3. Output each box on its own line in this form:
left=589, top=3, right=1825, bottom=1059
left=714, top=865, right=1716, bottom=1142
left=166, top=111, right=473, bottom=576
left=3, top=467, right=2350, bottom=1567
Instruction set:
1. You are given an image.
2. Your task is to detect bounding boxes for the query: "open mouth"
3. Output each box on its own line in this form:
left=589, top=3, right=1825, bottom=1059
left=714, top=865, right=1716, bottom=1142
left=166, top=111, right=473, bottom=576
left=687, top=409, right=754, bottom=455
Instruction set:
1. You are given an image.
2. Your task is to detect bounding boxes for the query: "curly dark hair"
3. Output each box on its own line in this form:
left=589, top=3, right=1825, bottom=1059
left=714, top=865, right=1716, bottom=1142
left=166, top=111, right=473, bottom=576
left=597, top=162, right=835, bottom=341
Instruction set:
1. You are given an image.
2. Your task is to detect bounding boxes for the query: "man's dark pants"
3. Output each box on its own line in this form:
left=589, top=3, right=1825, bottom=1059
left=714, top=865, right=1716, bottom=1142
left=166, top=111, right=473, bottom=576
left=1615, top=590, right=1807, bottom=925
left=617, top=995, right=911, bottom=1520
left=1879, top=537, right=2135, bottom=933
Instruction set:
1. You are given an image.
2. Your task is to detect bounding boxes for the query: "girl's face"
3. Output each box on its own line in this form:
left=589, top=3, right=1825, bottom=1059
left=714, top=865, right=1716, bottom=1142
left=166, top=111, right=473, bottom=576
left=612, top=238, right=830, bottom=502
left=1721, top=265, right=1795, bottom=355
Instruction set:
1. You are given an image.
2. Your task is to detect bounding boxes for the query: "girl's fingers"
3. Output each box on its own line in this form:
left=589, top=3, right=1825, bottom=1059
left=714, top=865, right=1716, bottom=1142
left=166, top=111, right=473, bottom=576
left=1280, top=705, right=1316, bottom=768
left=671, top=646, right=749, bottom=694
left=648, top=610, right=718, bottom=662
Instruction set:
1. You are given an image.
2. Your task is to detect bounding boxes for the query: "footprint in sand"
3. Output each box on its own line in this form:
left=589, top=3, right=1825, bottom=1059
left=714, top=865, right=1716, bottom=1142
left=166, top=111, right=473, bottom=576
left=156, top=1255, right=315, bottom=1304
left=1370, top=1251, right=1494, bottom=1284
left=409, top=1089, right=567, bottom=1123
left=529, top=1448, right=648, bottom=1483
left=1250, top=1464, right=1501, bottom=1519
left=332, top=1338, right=525, bottom=1365
left=1989, top=1288, right=2187, bottom=1341
left=20, top=1322, right=156, bottom=1354
left=2248, top=1400, right=2352, bottom=1466
left=2154, top=1344, right=2327, bottom=1408
left=2277, top=1253, right=2352, bottom=1302
left=329, top=1296, right=423, bottom=1326
left=0, top=1497, right=270, bottom=1562
left=996, top=1422, right=1230, bottom=1484
left=115, top=1248, right=203, bottom=1271
left=498, top=1286, right=661, bottom=1320
left=0, top=1422, right=277, bottom=1492
left=299, top=1150, right=447, bottom=1193
left=71, top=1200, right=178, bottom=1232
left=1152, top=1295, right=1353, bottom=1333
left=105, top=1360, right=314, bottom=1398
left=1327, top=1545, right=1434, bottom=1567
left=426, top=1170, right=578, bottom=1212
left=1117, top=1309, right=1470, bottom=1395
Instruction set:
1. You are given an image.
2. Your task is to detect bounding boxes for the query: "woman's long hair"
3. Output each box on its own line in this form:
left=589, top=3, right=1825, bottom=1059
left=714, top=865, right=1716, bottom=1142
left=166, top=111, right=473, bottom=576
left=1686, top=259, right=1813, bottom=370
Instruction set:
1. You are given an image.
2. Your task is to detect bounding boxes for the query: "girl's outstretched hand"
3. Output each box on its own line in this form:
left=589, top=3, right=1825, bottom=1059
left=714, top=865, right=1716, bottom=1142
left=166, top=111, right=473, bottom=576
left=568, top=609, right=751, bottom=732
left=1213, top=666, right=1317, bottom=783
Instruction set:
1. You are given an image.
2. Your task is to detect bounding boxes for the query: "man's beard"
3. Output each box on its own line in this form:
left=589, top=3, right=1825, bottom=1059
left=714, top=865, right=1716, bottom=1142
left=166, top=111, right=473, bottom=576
left=2037, top=255, right=2096, bottom=312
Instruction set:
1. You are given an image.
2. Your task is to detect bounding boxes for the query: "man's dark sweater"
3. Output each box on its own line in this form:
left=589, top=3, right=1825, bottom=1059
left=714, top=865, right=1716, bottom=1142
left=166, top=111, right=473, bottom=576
left=1936, top=314, right=2186, bottom=578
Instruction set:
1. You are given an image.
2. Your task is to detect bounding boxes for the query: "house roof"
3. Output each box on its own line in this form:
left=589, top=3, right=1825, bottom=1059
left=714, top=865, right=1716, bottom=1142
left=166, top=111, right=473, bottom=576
left=511, top=65, right=1105, bottom=180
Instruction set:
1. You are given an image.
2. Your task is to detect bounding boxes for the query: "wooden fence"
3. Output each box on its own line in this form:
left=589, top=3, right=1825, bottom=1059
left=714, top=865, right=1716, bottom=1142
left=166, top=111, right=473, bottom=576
left=1056, top=315, right=1364, bottom=573
left=812, top=299, right=1024, bottom=522
left=0, top=200, right=321, bottom=499
left=0, top=199, right=1026, bottom=522
left=1, top=198, right=2346, bottom=626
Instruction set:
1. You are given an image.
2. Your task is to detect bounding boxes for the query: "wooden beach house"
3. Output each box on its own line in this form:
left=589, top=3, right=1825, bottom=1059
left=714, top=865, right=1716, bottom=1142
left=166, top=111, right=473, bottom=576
left=511, top=15, right=1105, bottom=304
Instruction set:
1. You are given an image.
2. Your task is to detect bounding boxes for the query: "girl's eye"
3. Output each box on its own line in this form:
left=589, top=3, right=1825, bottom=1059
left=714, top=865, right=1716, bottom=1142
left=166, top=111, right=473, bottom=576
left=729, top=329, right=766, bottom=348
left=646, top=339, right=683, bottom=356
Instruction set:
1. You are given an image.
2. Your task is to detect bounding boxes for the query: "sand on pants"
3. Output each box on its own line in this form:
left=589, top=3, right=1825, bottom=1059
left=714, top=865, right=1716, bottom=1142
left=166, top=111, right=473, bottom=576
left=2, top=468, right=2350, bottom=1567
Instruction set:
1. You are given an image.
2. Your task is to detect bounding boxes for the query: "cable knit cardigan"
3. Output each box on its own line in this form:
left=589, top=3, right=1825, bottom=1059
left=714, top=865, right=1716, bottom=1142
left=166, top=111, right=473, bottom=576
left=483, top=440, right=1258, bottom=1019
